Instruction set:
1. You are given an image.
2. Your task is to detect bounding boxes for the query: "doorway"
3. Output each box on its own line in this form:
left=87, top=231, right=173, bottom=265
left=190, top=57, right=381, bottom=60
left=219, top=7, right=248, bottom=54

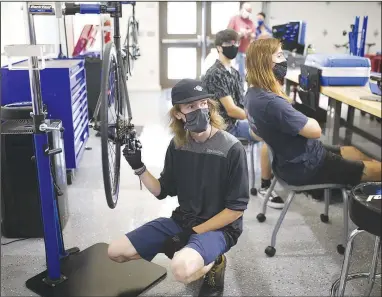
left=159, top=1, right=241, bottom=89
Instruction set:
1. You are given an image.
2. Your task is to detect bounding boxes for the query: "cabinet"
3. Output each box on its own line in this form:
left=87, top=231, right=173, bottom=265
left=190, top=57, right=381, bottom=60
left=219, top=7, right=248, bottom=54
left=1, top=59, right=89, bottom=170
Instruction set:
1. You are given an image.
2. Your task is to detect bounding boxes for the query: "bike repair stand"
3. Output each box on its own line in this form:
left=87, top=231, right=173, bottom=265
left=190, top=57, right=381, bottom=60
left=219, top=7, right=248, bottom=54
left=27, top=2, right=77, bottom=181
left=3, top=4, right=167, bottom=297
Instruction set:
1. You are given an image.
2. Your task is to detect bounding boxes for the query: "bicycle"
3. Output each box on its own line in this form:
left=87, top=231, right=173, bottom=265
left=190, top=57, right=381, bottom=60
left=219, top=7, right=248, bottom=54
left=122, top=1, right=140, bottom=76
left=65, top=1, right=140, bottom=209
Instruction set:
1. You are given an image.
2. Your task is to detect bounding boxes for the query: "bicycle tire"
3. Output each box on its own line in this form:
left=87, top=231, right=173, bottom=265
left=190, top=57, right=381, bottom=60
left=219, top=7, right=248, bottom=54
left=100, top=42, right=122, bottom=209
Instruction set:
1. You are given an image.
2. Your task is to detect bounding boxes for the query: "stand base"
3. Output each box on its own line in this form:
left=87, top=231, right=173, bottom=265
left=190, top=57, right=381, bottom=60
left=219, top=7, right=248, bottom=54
left=26, top=243, right=167, bottom=297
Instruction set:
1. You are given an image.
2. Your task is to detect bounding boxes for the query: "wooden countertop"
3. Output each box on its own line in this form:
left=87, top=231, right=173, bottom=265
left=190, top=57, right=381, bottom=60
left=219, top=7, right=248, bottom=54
left=285, top=69, right=381, bottom=118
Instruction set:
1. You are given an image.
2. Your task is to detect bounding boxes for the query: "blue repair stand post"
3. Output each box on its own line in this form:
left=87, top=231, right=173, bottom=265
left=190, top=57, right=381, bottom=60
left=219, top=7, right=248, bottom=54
left=349, top=16, right=368, bottom=56
left=3, top=3, right=167, bottom=296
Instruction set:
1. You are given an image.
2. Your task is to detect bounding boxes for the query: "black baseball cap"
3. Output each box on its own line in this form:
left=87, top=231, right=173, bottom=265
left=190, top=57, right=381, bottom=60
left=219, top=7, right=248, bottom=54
left=171, top=79, right=213, bottom=106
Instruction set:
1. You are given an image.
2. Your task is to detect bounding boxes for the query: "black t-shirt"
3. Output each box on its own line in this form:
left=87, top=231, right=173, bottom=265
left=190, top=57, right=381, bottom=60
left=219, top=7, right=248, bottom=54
left=244, top=87, right=326, bottom=184
left=202, top=60, right=245, bottom=131
left=156, top=130, right=249, bottom=248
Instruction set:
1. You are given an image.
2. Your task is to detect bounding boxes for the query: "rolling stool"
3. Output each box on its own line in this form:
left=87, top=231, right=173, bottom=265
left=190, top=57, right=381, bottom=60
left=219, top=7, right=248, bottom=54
left=330, top=182, right=381, bottom=297
left=256, top=169, right=350, bottom=257
left=237, top=138, right=257, bottom=195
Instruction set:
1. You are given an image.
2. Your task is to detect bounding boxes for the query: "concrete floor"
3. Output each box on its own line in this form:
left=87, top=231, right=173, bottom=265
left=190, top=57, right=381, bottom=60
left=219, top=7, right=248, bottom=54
left=1, top=90, right=381, bottom=296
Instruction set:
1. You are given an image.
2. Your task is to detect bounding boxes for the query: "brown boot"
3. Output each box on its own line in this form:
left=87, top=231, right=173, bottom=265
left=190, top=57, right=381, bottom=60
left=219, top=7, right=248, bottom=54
left=198, top=254, right=226, bottom=297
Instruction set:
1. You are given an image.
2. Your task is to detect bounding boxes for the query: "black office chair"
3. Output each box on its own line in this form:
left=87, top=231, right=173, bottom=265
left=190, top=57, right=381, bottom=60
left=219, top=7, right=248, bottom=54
left=330, top=182, right=381, bottom=297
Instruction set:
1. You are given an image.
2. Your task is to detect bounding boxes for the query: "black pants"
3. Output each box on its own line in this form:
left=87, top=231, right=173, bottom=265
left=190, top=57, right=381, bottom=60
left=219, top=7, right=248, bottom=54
left=303, top=145, right=365, bottom=186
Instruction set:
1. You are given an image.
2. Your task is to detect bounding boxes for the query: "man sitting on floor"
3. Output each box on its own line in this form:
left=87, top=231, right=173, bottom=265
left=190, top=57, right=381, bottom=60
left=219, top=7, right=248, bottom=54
left=108, top=79, right=249, bottom=297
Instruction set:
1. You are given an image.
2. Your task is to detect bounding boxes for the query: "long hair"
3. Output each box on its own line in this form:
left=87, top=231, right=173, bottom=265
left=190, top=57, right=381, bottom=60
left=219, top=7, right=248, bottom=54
left=169, top=99, right=227, bottom=148
left=246, top=38, right=292, bottom=102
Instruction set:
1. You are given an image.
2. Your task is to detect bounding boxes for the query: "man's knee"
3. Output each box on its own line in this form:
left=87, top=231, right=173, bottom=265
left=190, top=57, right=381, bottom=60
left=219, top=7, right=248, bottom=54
left=361, top=161, right=382, bottom=182
left=170, top=247, right=204, bottom=284
left=108, top=236, right=138, bottom=263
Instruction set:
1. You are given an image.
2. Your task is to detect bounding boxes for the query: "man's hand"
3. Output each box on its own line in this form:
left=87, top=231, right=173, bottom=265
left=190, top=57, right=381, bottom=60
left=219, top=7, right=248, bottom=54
left=162, top=228, right=196, bottom=259
left=239, top=27, right=247, bottom=37
left=123, top=137, right=144, bottom=170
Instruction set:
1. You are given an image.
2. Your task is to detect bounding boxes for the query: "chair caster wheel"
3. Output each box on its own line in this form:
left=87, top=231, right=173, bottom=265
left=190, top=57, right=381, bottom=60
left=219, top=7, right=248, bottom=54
left=250, top=188, right=258, bottom=195
left=320, top=214, right=329, bottom=223
left=257, top=213, right=266, bottom=222
left=337, top=244, right=345, bottom=255
left=265, top=246, right=276, bottom=257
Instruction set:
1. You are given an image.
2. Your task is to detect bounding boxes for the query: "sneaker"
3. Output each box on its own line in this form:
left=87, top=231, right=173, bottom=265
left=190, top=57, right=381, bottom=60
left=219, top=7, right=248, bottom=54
left=258, top=187, right=285, bottom=209
left=198, top=254, right=226, bottom=297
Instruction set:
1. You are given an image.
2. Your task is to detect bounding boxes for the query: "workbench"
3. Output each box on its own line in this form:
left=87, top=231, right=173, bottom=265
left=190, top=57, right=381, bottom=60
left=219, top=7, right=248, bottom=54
left=284, top=69, right=381, bottom=150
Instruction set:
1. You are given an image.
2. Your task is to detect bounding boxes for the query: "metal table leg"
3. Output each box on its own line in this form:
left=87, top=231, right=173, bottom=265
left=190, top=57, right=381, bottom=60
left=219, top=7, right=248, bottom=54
left=285, top=79, right=292, bottom=97
left=332, top=99, right=342, bottom=145
left=326, top=98, right=342, bottom=145
left=344, top=106, right=355, bottom=145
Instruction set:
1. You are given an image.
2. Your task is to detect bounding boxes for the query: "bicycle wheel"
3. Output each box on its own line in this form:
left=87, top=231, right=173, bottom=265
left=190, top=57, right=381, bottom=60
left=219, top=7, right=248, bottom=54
left=100, top=42, right=123, bottom=209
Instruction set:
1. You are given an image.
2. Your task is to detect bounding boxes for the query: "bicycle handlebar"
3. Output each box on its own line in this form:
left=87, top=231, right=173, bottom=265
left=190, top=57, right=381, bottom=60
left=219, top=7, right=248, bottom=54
left=64, top=3, right=116, bottom=15
left=64, top=1, right=135, bottom=15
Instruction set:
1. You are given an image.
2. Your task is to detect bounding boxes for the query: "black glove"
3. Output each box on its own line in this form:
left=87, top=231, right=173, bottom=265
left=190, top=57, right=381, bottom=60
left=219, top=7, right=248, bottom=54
left=162, top=228, right=197, bottom=259
left=123, top=137, right=144, bottom=170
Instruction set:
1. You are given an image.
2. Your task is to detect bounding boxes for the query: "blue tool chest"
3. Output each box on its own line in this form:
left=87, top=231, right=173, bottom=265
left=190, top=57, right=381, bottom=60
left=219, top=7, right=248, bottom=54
left=1, top=59, right=89, bottom=170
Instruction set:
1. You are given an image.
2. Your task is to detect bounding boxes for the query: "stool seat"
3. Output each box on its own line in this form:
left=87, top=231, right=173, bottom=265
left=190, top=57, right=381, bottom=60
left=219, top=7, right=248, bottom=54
left=274, top=171, right=348, bottom=192
left=350, top=182, right=381, bottom=237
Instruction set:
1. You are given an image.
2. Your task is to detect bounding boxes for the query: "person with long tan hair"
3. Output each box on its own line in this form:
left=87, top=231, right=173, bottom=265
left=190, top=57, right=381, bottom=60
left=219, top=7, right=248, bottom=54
left=108, top=79, right=249, bottom=297
left=202, top=28, right=284, bottom=209
left=244, top=38, right=381, bottom=188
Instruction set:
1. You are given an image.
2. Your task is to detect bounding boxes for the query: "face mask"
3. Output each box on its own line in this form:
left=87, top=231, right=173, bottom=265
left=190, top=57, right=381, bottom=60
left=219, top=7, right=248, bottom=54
left=258, top=20, right=264, bottom=26
left=222, top=45, right=239, bottom=60
left=241, top=10, right=250, bottom=19
left=183, top=108, right=210, bottom=133
left=273, top=61, right=288, bottom=83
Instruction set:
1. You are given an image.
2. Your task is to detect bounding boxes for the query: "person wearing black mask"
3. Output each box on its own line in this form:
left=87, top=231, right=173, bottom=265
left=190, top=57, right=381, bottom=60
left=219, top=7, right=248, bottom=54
left=108, top=78, right=250, bottom=297
left=202, top=29, right=284, bottom=209
left=245, top=38, right=381, bottom=196
left=202, top=29, right=252, bottom=141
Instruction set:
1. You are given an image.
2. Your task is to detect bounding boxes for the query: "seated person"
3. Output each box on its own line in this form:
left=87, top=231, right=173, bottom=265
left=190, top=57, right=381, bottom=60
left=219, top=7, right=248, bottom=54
left=202, top=29, right=249, bottom=140
left=202, top=29, right=284, bottom=209
left=108, top=79, right=249, bottom=297
left=244, top=38, right=381, bottom=187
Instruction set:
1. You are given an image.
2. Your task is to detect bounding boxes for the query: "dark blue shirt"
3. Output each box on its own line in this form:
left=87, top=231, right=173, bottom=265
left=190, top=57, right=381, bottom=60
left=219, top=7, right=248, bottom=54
left=255, top=25, right=272, bottom=39
left=244, top=87, right=325, bottom=185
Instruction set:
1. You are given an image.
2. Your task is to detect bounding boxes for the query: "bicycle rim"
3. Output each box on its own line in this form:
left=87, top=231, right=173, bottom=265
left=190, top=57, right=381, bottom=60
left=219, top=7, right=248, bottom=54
left=100, top=42, right=122, bottom=209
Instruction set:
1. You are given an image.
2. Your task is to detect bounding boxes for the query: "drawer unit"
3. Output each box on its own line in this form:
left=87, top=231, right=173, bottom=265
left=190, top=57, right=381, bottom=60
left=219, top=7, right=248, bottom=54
left=1, top=59, right=90, bottom=170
